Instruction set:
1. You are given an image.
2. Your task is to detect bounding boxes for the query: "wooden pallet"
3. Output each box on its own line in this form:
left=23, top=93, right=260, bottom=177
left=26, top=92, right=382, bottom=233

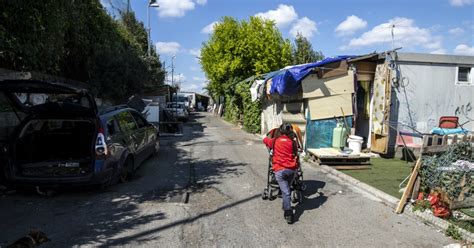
left=422, top=133, right=474, bottom=153
left=308, top=148, right=371, bottom=165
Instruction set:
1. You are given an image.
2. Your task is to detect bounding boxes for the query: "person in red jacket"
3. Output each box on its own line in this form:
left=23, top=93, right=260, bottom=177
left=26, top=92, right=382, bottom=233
left=263, top=123, right=298, bottom=224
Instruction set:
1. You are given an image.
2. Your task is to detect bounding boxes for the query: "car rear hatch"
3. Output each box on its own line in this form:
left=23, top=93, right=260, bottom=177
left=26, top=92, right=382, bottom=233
left=0, top=80, right=99, bottom=181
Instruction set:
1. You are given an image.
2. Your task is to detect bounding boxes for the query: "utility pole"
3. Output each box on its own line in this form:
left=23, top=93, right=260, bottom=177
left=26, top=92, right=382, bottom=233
left=171, top=55, right=178, bottom=118
left=147, top=1, right=159, bottom=58
left=391, top=24, right=395, bottom=51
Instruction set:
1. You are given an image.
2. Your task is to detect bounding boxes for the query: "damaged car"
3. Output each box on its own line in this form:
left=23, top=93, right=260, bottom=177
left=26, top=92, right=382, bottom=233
left=0, top=79, right=159, bottom=188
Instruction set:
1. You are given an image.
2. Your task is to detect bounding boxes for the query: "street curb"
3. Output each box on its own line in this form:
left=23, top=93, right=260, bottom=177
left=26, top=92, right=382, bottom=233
left=304, top=161, right=474, bottom=242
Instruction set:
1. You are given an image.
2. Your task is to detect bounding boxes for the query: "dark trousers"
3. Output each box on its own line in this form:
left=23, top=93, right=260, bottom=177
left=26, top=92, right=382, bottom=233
left=275, top=169, right=296, bottom=211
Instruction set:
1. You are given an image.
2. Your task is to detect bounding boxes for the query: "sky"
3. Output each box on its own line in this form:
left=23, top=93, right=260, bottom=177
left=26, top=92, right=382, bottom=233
left=103, top=0, right=474, bottom=93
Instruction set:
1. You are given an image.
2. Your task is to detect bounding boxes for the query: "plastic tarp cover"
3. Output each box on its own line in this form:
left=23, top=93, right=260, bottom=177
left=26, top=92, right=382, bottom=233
left=306, top=117, right=353, bottom=149
left=265, top=56, right=353, bottom=96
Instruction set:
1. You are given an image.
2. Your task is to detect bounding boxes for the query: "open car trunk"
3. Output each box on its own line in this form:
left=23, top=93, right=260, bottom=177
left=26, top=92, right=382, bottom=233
left=14, top=119, right=97, bottom=177
left=0, top=79, right=99, bottom=180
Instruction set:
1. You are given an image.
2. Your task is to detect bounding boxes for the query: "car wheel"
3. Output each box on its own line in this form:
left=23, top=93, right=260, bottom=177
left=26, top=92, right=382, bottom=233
left=119, top=158, right=133, bottom=183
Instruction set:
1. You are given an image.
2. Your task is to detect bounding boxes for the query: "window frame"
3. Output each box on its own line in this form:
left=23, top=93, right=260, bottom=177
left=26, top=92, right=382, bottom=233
left=455, top=66, right=473, bottom=86
left=130, top=111, right=148, bottom=129
left=116, top=111, right=138, bottom=132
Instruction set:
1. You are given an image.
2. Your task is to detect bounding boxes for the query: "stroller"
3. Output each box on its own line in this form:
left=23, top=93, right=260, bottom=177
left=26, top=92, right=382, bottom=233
left=261, top=147, right=306, bottom=203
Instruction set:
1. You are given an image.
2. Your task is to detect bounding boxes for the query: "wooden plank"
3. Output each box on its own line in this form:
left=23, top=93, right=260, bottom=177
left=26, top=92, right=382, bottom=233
left=396, top=157, right=422, bottom=214
left=302, top=70, right=354, bottom=98
left=308, top=94, right=353, bottom=120
left=371, top=134, right=389, bottom=154
left=313, top=60, right=349, bottom=79
left=307, top=148, right=372, bottom=158
left=332, top=165, right=371, bottom=170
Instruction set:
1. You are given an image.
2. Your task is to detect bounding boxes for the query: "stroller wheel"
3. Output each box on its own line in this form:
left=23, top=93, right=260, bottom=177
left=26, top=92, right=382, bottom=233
left=291, top=191, right=298, bottom=204
left=262, top=189, right=269, bottom=200
left=300, top=183, right=307, bottom=192
left=292, top=190, right=303, bottom=204
left=297, top=191, right=303, bottom=203
left=268, top=188, right=276, bottom=201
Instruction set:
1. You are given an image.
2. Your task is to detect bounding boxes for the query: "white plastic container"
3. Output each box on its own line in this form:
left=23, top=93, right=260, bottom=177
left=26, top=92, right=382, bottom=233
left=347, top=135, right=363, bottom=154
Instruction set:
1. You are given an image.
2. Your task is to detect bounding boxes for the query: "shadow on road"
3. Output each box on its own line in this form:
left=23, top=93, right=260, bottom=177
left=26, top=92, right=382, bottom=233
left=102, top=193, right=260, bottom=247
left=0, top=113, right=249, bottom=247
left=294, top=180, right=327, bottom=222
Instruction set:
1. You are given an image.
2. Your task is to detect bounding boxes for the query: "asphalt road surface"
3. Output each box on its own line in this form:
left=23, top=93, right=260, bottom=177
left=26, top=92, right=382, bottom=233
left=0, top=113, right=454, bottom=247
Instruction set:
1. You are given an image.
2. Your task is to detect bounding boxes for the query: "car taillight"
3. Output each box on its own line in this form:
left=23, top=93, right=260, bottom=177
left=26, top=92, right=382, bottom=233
left=95, top=128, right=109, bottom=159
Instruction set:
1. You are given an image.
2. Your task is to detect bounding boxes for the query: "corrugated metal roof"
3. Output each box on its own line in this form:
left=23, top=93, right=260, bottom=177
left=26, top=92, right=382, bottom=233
left=394, top=52, right=474, bottom=65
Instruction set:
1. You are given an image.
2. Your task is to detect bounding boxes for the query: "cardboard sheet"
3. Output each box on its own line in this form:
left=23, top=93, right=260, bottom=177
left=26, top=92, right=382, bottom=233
left=302, top=70, right=354, bottom=99
left=308, top=94, right=353, bottom=120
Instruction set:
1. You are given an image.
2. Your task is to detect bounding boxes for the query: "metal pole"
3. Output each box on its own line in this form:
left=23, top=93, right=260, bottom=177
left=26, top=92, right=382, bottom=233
left=147, top=4, right=151, bottom=58
left=172, top=56, right=177, bottom=118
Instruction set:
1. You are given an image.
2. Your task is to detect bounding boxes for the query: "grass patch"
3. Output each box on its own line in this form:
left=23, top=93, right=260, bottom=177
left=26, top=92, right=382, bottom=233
left=342, top=158, right=413, bottom=198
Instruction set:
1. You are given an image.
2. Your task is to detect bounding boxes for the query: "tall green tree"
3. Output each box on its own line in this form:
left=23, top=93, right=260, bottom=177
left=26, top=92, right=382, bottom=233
left=292, top=33, right=324, bottom=65
left=200, top=16, right=291, bottom=132
left=0, top=0, right=164, bottom=103
left=200, top=16, right=291, bottom=98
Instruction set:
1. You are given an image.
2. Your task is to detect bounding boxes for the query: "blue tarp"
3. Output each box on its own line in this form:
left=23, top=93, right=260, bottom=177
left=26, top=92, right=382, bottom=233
left=265, top=56, right=353, bottom=96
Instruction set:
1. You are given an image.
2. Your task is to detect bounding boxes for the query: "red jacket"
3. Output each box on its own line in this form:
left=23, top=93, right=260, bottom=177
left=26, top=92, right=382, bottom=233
left=263, top=135, right=298, bottom=172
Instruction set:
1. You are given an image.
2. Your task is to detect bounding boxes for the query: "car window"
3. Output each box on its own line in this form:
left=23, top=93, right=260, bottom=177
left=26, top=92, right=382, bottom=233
left=106, top=118, right=119, bottom=136
left=116, top=111, right=137, bottom=132
left=130, top=111, right=147, bottom=128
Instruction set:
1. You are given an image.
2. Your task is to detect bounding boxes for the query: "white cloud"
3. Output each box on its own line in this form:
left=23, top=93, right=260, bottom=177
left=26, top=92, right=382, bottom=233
left=255, top=4, right=298, bottom=27
left=449, top=0, right=474, bottom=6
left=449, top=27, right=465, bottom=35
left=189, top=49, right=201, bottom=57
left=454, top=44, right=474, bottom=55
left=196, top=0, right=207, bottom=5
left=192, top=76, right=206, bottom=82
left=156, top=42, right=181, bottom=55
left=342, top=17, right=442, bottom=51
left=290, top=17, right=317, bottom=38
left=201, top=21, right=220, bottom=34
left=430, top=49, right=447, bottom=54
left=156, top=0, right=195, bottom=18
left=335, top=15, right=368, bottom=36
left=166, top=73, right=186, bottom=84
left=182, top=82, right=207, bottom=92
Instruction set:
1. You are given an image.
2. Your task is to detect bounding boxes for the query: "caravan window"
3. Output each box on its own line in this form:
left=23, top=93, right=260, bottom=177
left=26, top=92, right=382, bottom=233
left=456, top=67, right=472, bottom=85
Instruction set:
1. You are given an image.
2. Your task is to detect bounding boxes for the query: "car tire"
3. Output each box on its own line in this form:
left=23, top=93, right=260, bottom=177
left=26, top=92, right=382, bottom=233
left=118, top=158, right=134, bottom=183
left=153, top=137, right=160, bottom=157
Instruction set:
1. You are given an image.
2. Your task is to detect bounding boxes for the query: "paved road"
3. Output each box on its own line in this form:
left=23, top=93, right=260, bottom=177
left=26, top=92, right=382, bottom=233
left=0, top=113, right=454, bottom=247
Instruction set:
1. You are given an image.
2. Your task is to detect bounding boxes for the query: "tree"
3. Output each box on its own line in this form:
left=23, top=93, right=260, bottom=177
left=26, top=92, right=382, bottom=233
left=0, top=0, right=164, bottom=103
left=200, top=16, right=291, bottom=132
left=200, top=16, right=291, bottom=99
left=292, top=33, right=324, bottom=65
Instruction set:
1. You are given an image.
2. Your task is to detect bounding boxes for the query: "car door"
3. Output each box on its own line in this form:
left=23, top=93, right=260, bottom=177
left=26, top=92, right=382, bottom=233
left=115, top=111, right=140, bottom=165
left=129, top=111, right=148, bottom=164
left=105, top=117, right=124, bottom=171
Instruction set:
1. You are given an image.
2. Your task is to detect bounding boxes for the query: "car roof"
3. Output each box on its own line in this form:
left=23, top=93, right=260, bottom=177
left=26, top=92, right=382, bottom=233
left=99, top=105, right=138, bottom=120
left=0, top=79, right=89, bottom=94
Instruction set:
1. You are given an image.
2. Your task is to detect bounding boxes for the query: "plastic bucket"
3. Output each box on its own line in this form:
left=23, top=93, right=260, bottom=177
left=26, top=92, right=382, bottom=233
left=347, top=135, right=363, bottom=154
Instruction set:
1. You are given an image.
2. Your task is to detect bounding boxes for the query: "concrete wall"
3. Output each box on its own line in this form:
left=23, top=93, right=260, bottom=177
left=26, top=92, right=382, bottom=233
left=393, top=63, right=474, bottom=133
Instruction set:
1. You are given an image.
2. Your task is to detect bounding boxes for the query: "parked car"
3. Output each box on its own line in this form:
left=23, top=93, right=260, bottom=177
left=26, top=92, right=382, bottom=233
left=165, top=102, right=189, bottom=121
left=0, top=79, right=159, bottom=188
